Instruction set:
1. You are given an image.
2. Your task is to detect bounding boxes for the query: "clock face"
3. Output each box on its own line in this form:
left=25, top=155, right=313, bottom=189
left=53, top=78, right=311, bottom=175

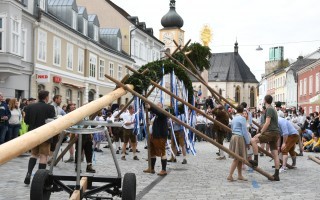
left=179, top=32, right=184, bottom=45
left=163, top=32, right=173, bottom=45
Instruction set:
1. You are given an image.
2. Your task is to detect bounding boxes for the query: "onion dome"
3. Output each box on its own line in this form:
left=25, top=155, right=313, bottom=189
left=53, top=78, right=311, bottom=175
left=161, top=0, right=184, bottom=28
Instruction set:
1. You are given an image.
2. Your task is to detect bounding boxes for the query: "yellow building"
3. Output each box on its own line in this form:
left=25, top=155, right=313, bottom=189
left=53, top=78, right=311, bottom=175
left=274, top=68, right=287, bottom=106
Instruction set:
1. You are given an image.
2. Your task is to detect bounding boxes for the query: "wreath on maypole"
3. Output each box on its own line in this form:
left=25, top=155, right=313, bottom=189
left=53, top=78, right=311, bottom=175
left=125, top=42, right=211, bottom=103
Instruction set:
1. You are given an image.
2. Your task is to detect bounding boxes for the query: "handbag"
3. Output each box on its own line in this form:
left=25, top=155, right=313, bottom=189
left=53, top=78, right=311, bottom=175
left=19, top=119, right=29, bottom=136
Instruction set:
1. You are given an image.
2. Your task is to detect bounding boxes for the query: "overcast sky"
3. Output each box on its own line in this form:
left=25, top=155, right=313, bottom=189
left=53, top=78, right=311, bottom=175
left=114, top=0, right=320, bottom=81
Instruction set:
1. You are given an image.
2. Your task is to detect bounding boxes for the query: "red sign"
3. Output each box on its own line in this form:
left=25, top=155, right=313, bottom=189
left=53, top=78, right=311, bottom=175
left=53, top=76, right=62, bottom=83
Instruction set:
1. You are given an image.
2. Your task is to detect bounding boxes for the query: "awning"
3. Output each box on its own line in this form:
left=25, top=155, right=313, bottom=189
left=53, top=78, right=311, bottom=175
left=309, top=94, right=320, bottom=105
left=61, top=82, right=85, bottom=89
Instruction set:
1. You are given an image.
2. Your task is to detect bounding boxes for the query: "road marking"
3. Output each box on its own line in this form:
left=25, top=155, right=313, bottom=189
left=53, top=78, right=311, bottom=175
left=136, top=170, right=170, bottom=200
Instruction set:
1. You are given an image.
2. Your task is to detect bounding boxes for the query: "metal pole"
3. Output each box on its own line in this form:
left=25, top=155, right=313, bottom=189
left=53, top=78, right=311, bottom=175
left=105, top=128, right=122, bottom=178
left=104, top=74, right=275, bottom=180
left=50, top=132, right=65, bottom=173
left=75, top=134, right=82, bottom=190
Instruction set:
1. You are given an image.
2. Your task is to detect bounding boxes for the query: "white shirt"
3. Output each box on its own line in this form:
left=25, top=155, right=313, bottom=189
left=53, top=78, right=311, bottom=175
left=8, top=108, right=22, bottom=125
left=196, top=115, right=206, bottom=124
left=122, top=112, right=135, bottom=129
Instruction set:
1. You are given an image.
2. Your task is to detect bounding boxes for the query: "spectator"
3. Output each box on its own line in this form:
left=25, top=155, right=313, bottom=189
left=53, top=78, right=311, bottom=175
left=0, top=92, right=11, bottom=144
left=8, top=98, right=22, bottom=141
left=303, top=132, right=320, bottom=152
left=301, top=127, right=313, bottom=142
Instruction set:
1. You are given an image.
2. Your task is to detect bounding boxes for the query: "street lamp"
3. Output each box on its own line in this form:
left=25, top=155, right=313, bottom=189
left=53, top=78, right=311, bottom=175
left=256, top=45, right=263, bottom=51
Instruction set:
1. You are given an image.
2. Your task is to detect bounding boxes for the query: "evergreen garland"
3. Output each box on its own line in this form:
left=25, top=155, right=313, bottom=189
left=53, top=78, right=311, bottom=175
left=125, top=59, right=194, bottom=103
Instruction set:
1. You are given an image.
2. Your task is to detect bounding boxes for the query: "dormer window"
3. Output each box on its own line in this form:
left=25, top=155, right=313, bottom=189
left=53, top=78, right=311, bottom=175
left=93, top=25, right=98, bottom=41
left=83, top=18, right=88, bottom=36
left=72, top=10, right=77, bottom=29
left=39, top=0, right=45, bottom=10
left=117, top=37, right=121, bottom=51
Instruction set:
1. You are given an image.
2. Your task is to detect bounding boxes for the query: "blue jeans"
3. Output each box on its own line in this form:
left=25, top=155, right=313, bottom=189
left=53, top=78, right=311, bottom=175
left=8, top=124, right=21, bottom=141
left=0, top=125, right=8, bottom=144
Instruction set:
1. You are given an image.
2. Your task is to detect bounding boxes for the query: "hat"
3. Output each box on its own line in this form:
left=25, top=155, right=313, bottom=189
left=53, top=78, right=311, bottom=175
left=28, top=97, right=36, bottom=101
left=275, top=101, right=282, bottom=108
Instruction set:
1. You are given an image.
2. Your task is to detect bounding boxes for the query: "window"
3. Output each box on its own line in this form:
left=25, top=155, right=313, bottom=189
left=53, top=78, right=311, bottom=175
left=78, top=48, right=84, bottom=73
left=316, top=73, right=320, bottom=93
left=37, top=84, right=45, bottom=92
left=309, top=107, right=313, bottom=115
left=93, top=25, right=99, bottom=41
left=109, top=62, right=114, bottom=78
left=118, top=65, right=122, bottom=80
left=316, top=106, right=319, bottom=112
left=72, top=11, right=77, bottom=29
left=304, top=78, right=307, bottom=95
left=53, top=87, right=59, bottom=96
left=83, top=19, right=88, bottom=36
left=99, top=59, right=105, bottom=80
left=139, top=43, right=143, bottom=59
left=66, top=43, right=73, bottom=70
left=77, top=91, right=83, bottom=107
left=39, top=0, right=46, bottom=10
left=117, top=37, right=121, bottom=51
left=134, top=40, right=139, bottom=57
left=309, top=76, right=313, bottom=94
left=235, top=86, right=240, bottom=103
left=21, top=28, right=26, bottom=60
left=53, top=37, right=61, bottom=66
left=11, top=19, right=20, bottom=55
left=299, top=80, right=303, bottom=96
left=37, top=29, right=47, bottom=62
left=0, top=16, right=5, bottom=51
left=66, top=89, right=72, bottom=104
left=89, top=53, right=97, bottom=78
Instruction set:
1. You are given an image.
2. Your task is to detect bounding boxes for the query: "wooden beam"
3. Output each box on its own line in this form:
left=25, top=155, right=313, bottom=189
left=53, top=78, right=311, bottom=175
left=69, top=177, right=88, bottom=200
left=308, top=155, right=320, bottom=165
left=105, top=74, right=275, bottom=180
left=0, top=86, right=133, bottom=165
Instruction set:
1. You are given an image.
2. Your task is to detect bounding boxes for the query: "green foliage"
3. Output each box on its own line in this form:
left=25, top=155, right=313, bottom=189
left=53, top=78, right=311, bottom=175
left=277, top=59, right=290, bottom=69
left=125, top=42, right=211, bottom=103
left=125, top=59, right=194, bottom=103
left=185, top=43, right=211, bottom=71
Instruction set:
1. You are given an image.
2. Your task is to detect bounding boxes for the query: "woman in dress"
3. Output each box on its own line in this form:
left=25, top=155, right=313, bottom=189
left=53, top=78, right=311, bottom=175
left=227, top=105, right=250, bottom=181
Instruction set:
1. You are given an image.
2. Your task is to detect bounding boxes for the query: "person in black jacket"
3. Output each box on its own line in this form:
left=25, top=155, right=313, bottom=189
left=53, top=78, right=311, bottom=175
left=143, top=102, right=169, bottom=176
left=0, top=92, right=11, bottom=144
left=23, top=90, right=55, bottom=185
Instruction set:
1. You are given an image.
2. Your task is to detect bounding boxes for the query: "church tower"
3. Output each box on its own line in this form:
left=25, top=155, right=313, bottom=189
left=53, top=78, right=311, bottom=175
left=160, top=0, right=184, bottom=53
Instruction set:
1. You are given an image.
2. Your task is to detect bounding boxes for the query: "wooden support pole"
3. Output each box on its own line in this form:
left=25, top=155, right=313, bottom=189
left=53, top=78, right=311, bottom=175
left=69, top=177, right=88, bottom=200
left=125, top=65, right=229, bottom=132
left=0, top=86, right=133, bottom=165
left=308, top=155, right=320, bottom=165
left=105, top=74, right=275, bottom=180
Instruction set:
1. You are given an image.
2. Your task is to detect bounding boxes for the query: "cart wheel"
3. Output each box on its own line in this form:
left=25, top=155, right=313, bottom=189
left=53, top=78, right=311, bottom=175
left=122, top=173, right=136, bottom=200
left=30, top=169, right=52, bottom=200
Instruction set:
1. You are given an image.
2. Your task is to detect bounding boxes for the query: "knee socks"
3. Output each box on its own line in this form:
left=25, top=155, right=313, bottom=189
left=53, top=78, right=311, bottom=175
left=27, top=158, right=37, bottom=174
left=161, top=159, right=167, bottom=171
left=151, top=158, right=156, bottom=170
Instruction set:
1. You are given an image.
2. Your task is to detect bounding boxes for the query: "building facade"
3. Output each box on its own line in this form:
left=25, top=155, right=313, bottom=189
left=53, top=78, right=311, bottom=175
left=192, top=42, right=259, bottom=107
left=77, top=0, right=164, bottom=69
left=297, top=59, right=320, bottom=115
left=31, top=0, right=134, bottom=107
left=0, top=0, right=36, bottom=98
left=274, top=68, right=287, bottom=105
left=258, top=75, right=267, bottom=109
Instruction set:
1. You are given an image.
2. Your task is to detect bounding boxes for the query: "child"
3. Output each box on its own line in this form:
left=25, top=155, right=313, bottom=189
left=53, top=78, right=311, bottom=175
left=303, top=132, right=320, bottom=152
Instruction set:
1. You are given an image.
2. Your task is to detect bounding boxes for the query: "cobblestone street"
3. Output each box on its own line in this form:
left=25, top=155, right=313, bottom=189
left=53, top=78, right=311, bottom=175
left=0, top=141, right=318, bottom=200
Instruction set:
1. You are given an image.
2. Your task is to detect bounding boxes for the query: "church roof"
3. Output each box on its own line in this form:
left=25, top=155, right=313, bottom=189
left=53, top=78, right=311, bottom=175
left=206, top=52, right=258, bottom=83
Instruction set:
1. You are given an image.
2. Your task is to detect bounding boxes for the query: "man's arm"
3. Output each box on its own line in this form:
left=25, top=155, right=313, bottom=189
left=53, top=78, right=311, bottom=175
left=260, top=117, right=271, bottom=133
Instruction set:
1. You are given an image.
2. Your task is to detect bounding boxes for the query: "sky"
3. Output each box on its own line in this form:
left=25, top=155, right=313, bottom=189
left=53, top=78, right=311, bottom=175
left=113, top=0, right=320, bottom=81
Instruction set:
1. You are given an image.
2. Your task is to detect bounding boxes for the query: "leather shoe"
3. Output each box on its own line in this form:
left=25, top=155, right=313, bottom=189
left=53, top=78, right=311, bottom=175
left=143, top=168, right=155, bottom=174
left=157, top=170, right=167, bottom=176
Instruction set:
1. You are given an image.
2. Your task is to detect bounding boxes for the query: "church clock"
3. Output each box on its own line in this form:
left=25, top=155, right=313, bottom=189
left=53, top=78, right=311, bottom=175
left=163, top=32, right=174, bottom=45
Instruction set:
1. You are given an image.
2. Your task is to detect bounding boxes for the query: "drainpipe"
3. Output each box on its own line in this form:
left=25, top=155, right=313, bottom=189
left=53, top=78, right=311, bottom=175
left=129, top=26, right=137, bottom=57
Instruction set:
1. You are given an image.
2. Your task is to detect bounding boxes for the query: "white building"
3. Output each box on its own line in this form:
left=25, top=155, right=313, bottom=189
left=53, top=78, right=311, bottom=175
left=258, top=75, right=267, bottom=110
